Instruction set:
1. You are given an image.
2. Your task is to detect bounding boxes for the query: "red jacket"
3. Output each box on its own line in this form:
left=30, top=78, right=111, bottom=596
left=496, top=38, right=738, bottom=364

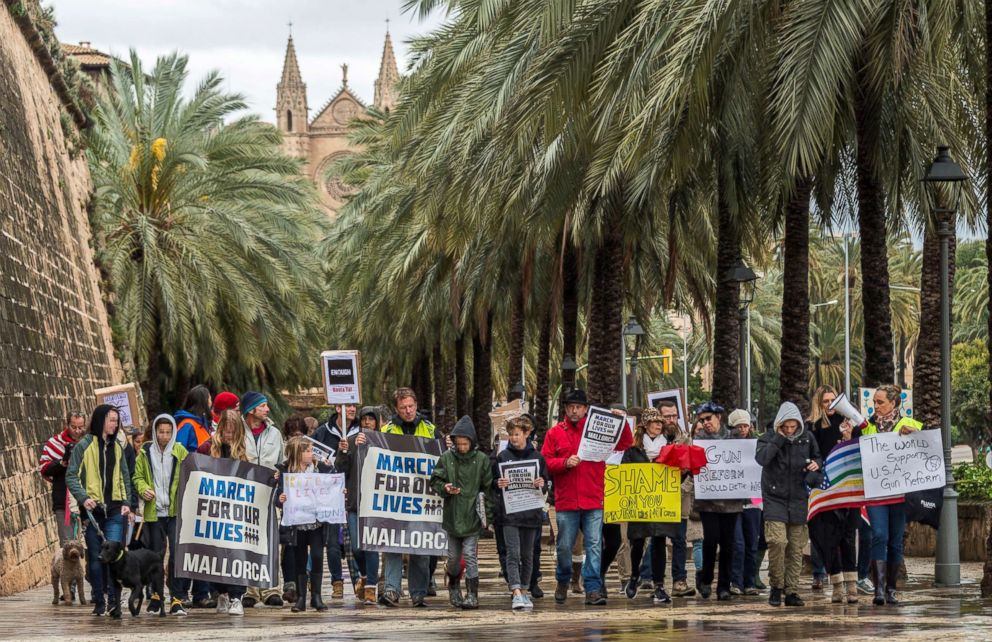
left=541, top=415, right=633, bottom=511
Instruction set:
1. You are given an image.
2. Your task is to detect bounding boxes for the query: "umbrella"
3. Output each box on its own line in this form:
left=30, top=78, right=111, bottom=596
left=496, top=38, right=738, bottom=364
left=655, top=444, right=708, bottom=475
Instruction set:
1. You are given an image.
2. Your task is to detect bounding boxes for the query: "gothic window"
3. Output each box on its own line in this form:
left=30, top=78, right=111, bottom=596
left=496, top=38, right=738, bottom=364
left=286, top=110, right=293, bottom=132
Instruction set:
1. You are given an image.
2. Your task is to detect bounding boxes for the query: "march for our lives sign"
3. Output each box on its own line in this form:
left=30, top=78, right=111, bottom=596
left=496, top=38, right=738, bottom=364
left=175, top=453, right=279, bottom=588
left=357, top=431, right=447, bottom=556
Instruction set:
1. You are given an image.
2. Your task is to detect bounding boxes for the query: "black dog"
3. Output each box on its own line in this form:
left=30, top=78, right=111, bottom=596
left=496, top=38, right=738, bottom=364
left=98, top=540, right=166, bottom=618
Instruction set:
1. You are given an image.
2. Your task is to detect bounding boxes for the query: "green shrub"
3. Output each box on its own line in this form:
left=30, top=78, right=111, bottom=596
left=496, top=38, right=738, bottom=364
left=954, top=461, right=992, bottom=501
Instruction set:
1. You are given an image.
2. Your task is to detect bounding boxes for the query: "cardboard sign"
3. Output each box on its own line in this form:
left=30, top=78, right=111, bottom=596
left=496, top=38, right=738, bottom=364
left=489, top=399, right=526, bottom=449
left=576, top=406, right=627, bottom=462
left=860, top=387, right=914, bottom=420
left=693, top=439, right=762, bottom=500
left=282, top=472, right=346, bottom=526
left=497, top=460, right=545, bottom=514
left=860, top=430, right=945, bottom=499
left=646, top=388, right=687, bottom=433
left=604, top=463, right=681, bottom=523
left=175, top=453, right=279, bottom=588
left=321, top=350, right=362, bottom=405
left=95, top=383, right=141, bottom=428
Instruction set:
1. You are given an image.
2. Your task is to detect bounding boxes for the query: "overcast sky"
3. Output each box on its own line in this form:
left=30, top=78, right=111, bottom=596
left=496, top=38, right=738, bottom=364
left=53, top=0, right=445, bottom=123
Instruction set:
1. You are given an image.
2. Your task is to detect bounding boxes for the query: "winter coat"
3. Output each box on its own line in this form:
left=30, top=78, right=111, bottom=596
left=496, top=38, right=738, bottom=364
left=132, top=415, right=189, bottom=522
left=175, top=411, right=210, bottom=452
left=808, top=413, right=862, bottom=460
left=430, top=416, right=493, bottom=538
left=334, top=430, right=378, bottom=514
left=621, top=446, right=682, bottom=539
left=39, top=428, right=77, bottom=511
left=541, top=415, right=634, bottom=512
left=244, top=417, right=284, bottom=470
left=381, top=413, right=436, bottom=438
left=491, top=442, right=549, bottom=528
left=313, top=417, right=361, bottom=458
left=691, top=425, right=744, bottom=514
left=65, top=404, right=136, bottom=515
left=755, top=402, right=823, bottom=524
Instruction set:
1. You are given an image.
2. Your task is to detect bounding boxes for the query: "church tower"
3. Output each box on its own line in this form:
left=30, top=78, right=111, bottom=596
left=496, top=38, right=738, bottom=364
left=374, top=29, right=400, bottom=112
left=276, top=33, right=310, bottom=161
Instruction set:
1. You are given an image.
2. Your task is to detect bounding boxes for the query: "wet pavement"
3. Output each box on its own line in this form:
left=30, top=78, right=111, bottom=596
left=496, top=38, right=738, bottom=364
left=2, top=542, right=991, bottom=641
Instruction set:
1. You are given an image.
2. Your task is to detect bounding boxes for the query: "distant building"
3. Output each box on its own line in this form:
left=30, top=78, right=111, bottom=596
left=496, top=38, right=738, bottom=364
left=276, top=30, right=399, bottom=214
left=61, top=41, right=114, bottom=89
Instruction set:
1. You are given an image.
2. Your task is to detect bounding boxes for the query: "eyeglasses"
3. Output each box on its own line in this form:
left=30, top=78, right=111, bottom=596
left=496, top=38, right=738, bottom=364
left=698, top=414, right=716, bottom=423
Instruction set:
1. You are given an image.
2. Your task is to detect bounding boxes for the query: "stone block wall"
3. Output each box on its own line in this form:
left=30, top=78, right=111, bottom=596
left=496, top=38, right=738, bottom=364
left=0, top=6, right=119, bottom=596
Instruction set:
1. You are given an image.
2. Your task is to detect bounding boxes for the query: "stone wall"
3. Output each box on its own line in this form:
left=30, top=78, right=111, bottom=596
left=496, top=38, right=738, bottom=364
left=0, top=5, right=119, bottom=596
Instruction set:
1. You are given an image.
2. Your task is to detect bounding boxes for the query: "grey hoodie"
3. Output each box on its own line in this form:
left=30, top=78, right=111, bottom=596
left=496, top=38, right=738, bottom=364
left=773, top=402, right=805, bottom=442
left=150, top=414, right=177, bottom=516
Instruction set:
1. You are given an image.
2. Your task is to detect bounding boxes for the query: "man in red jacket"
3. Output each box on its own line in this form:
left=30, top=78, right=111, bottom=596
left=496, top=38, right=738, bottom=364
left=542, top=389, right=632, bottom=605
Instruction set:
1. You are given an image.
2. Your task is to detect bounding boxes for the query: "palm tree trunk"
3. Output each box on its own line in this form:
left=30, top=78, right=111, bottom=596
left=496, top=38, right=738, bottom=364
left=562, top=239, right=579, bottom=384
left=506, top=287, right=526, bottom=400
left=534, top=305, right=552, bottom=436
left=711, top=169, right=741, bottom=409
left=983, top=0, right=992, bottom=598
left=432, top=342, right=445, bottom=427
left=140, top=339, right=164, bottom=418
left=855, top=68, right=895, bottom=387
left=455, top=333, right=468, bottom=418
left=586, top=223, right=624, bottom=406
left=778, top=178, right=813, bottom=410
left=442, top=347, right=457, bottom=434
left=471, top=314, right=494, bottom=450
left=411, top=351, right=431, bottom=411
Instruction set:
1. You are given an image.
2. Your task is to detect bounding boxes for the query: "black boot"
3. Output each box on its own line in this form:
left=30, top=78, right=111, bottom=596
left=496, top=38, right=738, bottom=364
left=872, top=561, right=886, bottom=607
left=292, top=575, right=308, bottom=613
left=447, top=574, right=463, bottom=608
left=624, top=577, right=639, bottom=599
left=310, top=573, right=328, bottom=611
left=462, top=577, right=479, bottom=610
left=885, top=562, right=899, bottom=605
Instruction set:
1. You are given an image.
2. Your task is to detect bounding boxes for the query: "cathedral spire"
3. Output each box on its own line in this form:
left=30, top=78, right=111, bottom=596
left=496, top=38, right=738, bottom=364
left=276, top=33, right=308, bottom=135
left=374, top=28, right=400, bottom=112
left=279, top=34, right=304, bottom=87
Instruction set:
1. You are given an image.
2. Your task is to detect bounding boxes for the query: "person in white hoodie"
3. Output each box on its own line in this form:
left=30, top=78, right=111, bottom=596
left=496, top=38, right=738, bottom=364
left=132, top=414, right=189, bottom=616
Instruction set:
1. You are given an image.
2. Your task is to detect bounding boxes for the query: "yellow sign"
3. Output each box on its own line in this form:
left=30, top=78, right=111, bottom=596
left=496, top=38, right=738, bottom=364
left=603, top=463, right=681, bottom=523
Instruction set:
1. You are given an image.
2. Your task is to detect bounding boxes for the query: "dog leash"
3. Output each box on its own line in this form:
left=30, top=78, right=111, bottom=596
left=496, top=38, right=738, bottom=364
left=84, top=508, right=106, bottom=541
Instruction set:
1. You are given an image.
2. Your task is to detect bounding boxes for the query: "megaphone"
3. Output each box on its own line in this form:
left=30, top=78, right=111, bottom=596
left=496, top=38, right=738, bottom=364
left=829, top=393, right=868, bottom=429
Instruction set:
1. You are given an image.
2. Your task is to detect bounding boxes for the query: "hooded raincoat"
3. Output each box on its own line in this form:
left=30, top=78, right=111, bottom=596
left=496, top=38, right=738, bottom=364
left=66, top=404, right=136, bottom=515
left=133, top=414, right=189, bottom=521
left=430, top=416, right=493, bottom=538
left=755, top=402, right=823, bottom=524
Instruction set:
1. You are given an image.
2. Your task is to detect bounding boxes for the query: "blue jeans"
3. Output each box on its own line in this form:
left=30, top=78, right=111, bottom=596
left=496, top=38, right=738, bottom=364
left=383, top=552, right=429, bottom=599
left=324, top=523, right=344, bottom=582
left=858, top=518, right=872, bottom=579
left=639, top=540, right=653, bottom=581
left=867, top=503, right=906, bottom=565
left=83, top=511, right=125, bottom=607
left=692, top=539, right=703, bottom=571
left=732, top=509, right=761, bottom=588
left=346, top=512, right=378, bottom=584
left=555, top=509, right=603, bottom=593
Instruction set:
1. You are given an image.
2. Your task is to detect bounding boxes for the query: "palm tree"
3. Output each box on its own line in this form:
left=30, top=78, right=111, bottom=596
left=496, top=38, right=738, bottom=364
left=86, top=51, right=330, bottom=413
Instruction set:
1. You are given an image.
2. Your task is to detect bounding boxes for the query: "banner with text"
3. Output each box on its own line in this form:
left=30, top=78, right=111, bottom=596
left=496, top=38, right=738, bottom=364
left=694, top=439, right=762, bottom=500
left=175, top=453, right=278, bottom=588
left=358, top=431, right=447, bottom=555
left=498, top=460, right=545, bottom=514
left=860, top=430, right=945, bottom=499
left=576, top=407, right=627, bottom=462
left=604, top=463, right=681, bottom=523
left=282, top=472, right=346, bottom=526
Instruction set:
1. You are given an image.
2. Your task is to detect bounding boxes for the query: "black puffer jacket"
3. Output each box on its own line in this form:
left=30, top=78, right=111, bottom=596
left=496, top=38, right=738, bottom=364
left=491, top=441, right=549, bottom=528
left=756, top=402, right=822, bottom=525
left=621, top=446, right=681, bottom=539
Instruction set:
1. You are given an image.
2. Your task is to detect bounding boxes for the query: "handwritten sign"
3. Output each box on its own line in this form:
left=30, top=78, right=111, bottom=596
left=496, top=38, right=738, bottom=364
left=576, top=406, right=627, bottom=462
left=95, top=383, right=141, bottom=428
left=694, top=440, right=762, bottom=500
left=859, top=430, right=944, bottom=499
left=498, top=461, right=545, bottom=514
left=282, top=472, right=346, bottom=526
left=604, top=463, right=681, bottom=523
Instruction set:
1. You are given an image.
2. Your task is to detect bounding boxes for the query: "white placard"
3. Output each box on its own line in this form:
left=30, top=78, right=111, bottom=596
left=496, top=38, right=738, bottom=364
left=498, top=461, right=545, bottom=514
left=576, top=406, right=627, bottom=462
left=860, top=387, right=914, bottom=420
left=282, top=473, right=346, bottom=525
left=646, top=388, right=687, bottom=433
left=103, top=391, right=133, bottom=427
left=859, top=430, right=945, bottom=499
left=693, top=439, right=762, bottom=500
left=321, top=350, right=361, bottom=405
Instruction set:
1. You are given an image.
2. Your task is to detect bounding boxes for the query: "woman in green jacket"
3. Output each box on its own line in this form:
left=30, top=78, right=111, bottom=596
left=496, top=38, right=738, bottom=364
left=133, top=414, right=188, bottom=616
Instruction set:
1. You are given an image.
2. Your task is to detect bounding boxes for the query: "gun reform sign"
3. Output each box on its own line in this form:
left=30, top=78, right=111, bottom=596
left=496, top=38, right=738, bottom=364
left=321, top=350, right=362, bottom=405
left=175, top=453, right=279, bottom=588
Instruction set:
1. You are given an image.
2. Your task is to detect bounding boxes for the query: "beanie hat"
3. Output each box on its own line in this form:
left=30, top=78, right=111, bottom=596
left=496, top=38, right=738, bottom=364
left=213, top=391, right=239, bottom=413
left=640, top=407, right=662, bottom=425
left=240, top=391, right=267, bottom=416
left=727, top=409, right=751, bottom=428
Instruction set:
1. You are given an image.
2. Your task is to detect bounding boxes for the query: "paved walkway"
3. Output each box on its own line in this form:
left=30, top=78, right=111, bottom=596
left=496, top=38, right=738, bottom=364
left=1, top=540, right=990, bottom=641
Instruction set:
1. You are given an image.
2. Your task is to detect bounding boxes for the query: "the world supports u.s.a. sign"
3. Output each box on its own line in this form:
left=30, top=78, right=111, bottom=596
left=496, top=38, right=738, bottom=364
left=175, top=453, right=279, bottom=588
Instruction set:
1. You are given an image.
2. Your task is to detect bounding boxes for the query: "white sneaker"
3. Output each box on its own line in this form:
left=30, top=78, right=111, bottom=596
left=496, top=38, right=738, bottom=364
left=228, top=597, right=244, bottom=616
left=216, top=594, right=230, bottom=614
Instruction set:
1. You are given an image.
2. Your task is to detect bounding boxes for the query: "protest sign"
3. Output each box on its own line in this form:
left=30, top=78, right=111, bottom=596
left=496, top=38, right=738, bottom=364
left=321, top=350, right=362, bottom=404
left=497, top=460, right=545, bottom=514
left=860, top=430, right=945, bottom=499
left=646, top=388, right=687, bottom=432
left=576, top=406, right=627, bottom=462
left=282, top=472, right=346, bottom=526
left=489, top=399, right=526, bottom=450
left=357, top=431, right=447, bottom=555
left=604, top=463, right=681, bottom=523
left=304, top=435, right=335, bottom=466
left=694, top=439, right=762, bottom=500
left=175, top=453, right=278, bottom=588
left=95, top=383, right=141, bottom=428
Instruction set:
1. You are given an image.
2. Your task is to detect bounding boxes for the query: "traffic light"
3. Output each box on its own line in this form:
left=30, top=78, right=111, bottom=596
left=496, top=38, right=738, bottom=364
left=661, top=348, right=673, bottom=374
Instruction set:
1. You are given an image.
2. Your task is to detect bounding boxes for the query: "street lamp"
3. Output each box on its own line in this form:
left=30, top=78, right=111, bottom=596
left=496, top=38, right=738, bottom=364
left=923, top=143, right=967, bottom=588
left=622, top=316, right=646, bottom=407
left=508, top=381, right=524, bottom=402
left=724, top=259, right=758, bottom=410
left=559, top=353, right=578, bottom=418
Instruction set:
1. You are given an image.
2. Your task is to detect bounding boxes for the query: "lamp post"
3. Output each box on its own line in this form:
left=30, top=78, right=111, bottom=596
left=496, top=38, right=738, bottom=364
left=923, top=144, right=967, bottom=588
left=724, top=259, right=758, bottom=410
left=559, top=353, right=578, bottom=419
left=623, top=316, right=646, bottom=407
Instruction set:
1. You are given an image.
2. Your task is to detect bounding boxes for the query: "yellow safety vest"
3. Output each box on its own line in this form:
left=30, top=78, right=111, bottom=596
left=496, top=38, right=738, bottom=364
left=381, top=419, right=436, bottom=438
left=861, top=416, right=923, bottom=436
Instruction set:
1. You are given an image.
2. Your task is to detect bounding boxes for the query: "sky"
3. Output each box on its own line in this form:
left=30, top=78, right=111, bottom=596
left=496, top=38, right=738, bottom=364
left=52, top=0, right=445, bottom=123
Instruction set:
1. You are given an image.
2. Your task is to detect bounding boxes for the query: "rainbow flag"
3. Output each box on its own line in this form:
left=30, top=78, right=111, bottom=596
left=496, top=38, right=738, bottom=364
left=807, top=439, right=866, bottom=521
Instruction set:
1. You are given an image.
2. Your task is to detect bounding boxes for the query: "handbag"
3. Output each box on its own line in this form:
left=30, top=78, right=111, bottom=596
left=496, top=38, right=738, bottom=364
left=904, top=487, right=944, bottom=530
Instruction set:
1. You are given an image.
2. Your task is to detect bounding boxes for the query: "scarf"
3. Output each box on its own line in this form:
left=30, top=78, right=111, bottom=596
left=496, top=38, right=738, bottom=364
left=643, top=433, right=666, bottom=461
left=874, top=408, right=899, bottom=433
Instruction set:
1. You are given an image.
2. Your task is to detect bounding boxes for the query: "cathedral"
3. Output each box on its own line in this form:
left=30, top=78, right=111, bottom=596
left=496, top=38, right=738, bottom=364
left=276, top=31, right=399, bottom=214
